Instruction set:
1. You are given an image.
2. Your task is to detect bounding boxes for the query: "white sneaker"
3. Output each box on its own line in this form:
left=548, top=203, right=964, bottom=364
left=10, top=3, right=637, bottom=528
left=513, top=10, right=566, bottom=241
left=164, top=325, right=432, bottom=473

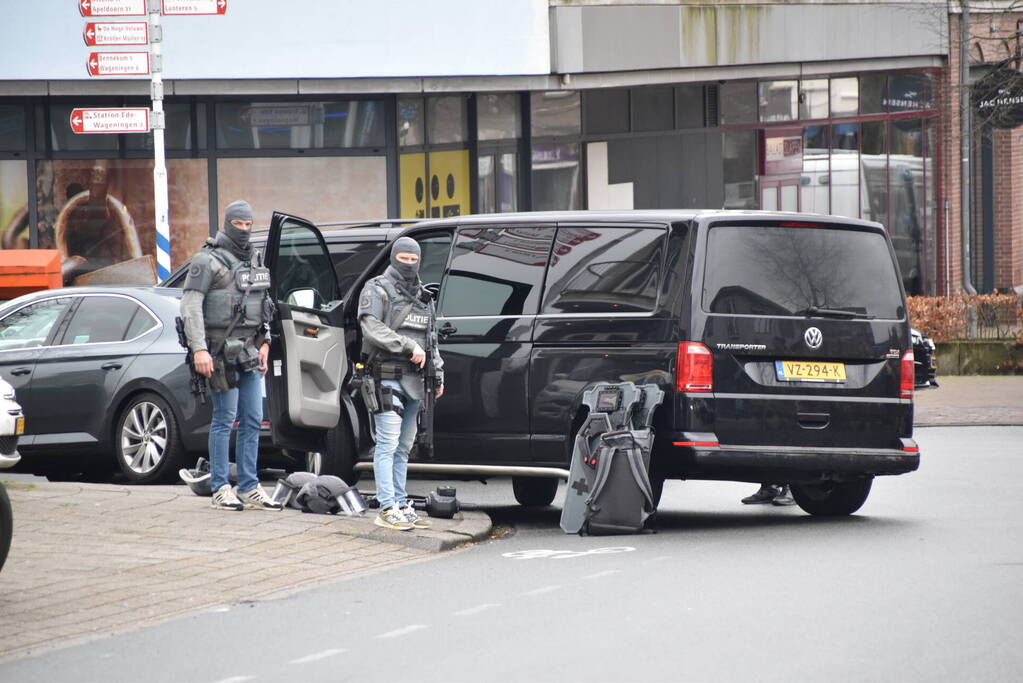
left=236, top=485, right=284, bottom=511
left=211, top=484, right=244, bottom=511
left=402, top=501, right=432, bottom=529
left=374, top=504, right=414, bottom=531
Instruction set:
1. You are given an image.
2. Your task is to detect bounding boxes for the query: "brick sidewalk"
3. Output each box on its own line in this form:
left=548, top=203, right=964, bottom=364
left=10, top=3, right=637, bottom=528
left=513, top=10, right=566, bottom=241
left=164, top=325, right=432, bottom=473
left=913, top=375, right=1023, bottom=426
left=0, top=480, right=489, bottom=662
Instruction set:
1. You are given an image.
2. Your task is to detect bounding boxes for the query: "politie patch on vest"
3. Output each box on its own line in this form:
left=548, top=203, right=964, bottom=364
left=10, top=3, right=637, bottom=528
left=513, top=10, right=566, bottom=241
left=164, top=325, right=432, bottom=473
left=189, top=264, right=201, bottom=277
left=360, top=292, right=371, bottom=310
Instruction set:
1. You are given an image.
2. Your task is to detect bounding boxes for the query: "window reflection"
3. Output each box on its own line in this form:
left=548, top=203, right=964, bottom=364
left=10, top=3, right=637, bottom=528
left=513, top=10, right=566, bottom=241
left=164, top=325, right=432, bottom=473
left=542, top=227, right=664, bottom=314
left=759, top=80, right=798, bottom=122
left=830, top=123, right=860, bottom=219
left=830, top=77, right=859, bottom=117
left=702, top=225, right=904, bottom=319
left=889, top=118, right=925, bottom=295
left=801, top=126, right=830, bottom=215
left=799, top=79, right=829, bottom=119
left=531, top=143, right=581, bottom=210
left=439, top=227, right=553, bottom=317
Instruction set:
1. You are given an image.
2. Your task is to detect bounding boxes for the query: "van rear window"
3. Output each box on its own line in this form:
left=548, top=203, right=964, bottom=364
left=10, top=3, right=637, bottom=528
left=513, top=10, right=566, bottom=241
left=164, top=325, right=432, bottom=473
left=702, top=224, right=904, bottom=319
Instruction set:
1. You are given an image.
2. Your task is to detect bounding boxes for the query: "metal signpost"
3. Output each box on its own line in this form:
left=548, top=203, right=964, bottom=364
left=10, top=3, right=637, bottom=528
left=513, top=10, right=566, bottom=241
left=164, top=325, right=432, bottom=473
left=74, top=0, right=227, bottom=281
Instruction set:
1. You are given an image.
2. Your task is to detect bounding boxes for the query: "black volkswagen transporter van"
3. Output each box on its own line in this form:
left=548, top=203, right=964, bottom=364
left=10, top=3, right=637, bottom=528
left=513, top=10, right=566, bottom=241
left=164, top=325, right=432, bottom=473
left=262, top=210, right=920, bottom=517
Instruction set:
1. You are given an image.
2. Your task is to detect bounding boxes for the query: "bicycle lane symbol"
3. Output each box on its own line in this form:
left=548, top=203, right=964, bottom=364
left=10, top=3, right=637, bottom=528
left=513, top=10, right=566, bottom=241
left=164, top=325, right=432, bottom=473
left=501, top=547, right=636, bottom=560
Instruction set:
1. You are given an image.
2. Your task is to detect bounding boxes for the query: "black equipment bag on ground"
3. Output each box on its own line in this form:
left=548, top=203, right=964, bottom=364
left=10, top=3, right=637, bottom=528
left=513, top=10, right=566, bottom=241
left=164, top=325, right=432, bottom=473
left=560, top=382, right=664, bottom=535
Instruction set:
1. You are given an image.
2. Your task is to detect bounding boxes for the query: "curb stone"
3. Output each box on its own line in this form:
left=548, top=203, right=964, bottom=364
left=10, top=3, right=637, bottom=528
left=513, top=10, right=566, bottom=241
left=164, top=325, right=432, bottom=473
left=327, top=510, right=493, bottom=552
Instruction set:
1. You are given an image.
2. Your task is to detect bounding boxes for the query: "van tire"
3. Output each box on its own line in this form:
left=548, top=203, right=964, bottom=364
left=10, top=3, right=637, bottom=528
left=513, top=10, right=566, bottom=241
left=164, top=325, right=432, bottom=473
left=512, top=476, right=558, bottom=507
left=0, top=483, right=11, bottom=572
left=791, top=477, right=873, bottom=516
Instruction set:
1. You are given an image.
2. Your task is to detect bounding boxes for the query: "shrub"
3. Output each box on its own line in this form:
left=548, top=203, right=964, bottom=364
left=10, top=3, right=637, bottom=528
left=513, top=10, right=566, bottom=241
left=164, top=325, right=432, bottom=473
left=907, top=294, right=1023, bottom=342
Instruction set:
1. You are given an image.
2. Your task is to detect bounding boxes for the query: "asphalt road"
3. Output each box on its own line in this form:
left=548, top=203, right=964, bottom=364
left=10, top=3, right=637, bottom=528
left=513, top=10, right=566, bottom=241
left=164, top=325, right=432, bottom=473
left=2, top=426, right=1021, bottom=683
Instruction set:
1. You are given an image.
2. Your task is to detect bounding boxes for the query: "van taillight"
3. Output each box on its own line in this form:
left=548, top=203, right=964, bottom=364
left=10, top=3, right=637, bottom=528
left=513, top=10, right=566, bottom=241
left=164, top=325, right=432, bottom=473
left=676, top=342, right=713, bottom=393
left=900, top=350, right=914, bottom=399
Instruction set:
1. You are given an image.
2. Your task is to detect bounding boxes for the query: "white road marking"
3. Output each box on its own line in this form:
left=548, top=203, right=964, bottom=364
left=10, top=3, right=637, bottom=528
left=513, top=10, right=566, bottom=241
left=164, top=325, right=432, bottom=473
left=212, top=677, right=253, bottom=683
left=453, top=603, right=501, bottom=616
left=375, top=624, right=427, bottom=639
left=522, top=585, right=563, bottom=596
left=289, top=649, right=348, bottom=664
left=582, top=569, right=622, bottom=580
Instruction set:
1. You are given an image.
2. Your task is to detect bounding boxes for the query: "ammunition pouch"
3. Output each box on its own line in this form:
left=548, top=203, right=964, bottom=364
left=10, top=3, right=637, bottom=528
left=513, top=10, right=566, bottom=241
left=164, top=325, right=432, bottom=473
left=353, top=363, right=404, bottom=417
left=209, top=353, right=236, bottom=392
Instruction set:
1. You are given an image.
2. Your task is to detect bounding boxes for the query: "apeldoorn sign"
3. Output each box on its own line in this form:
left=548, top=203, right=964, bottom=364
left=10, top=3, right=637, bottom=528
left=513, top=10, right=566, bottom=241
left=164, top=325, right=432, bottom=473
left=973, top=66, right=1023, bottom=130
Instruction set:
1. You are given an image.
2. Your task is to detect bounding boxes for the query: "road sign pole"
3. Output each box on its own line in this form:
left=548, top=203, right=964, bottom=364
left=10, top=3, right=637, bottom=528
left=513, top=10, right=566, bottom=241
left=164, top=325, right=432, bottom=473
left=149, top=0, right=170, bottom=280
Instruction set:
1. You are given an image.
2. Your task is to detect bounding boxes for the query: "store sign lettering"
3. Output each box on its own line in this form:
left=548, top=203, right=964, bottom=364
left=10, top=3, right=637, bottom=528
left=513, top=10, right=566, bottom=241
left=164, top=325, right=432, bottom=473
left=973, top=66, right=1023, bottom=129
left=764, top=135, right=802, bottom=175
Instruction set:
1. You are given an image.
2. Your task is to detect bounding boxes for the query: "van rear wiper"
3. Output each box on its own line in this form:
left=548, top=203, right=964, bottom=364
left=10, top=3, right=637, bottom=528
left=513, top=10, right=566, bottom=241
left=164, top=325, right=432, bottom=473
left=795, top=306, right=874, bottom=320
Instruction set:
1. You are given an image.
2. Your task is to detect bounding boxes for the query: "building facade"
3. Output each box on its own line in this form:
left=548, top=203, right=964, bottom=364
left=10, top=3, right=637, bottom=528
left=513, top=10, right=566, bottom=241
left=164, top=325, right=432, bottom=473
left=0, top=1, right=1018, bottom=296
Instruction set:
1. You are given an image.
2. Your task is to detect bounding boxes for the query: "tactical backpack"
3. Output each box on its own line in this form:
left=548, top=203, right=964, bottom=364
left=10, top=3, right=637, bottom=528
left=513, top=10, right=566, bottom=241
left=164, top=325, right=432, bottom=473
left=560, top=382, right=664, bottom=536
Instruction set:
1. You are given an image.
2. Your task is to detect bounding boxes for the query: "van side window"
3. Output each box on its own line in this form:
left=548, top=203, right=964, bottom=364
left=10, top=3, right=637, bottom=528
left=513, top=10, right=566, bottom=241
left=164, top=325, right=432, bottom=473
left=327, top=241, right=386, bottom=295
left=541, top=227, right=665, bottom=314
left=416, top=232, right=453, bottom=287
left=439, top=226, right=554, bottom=317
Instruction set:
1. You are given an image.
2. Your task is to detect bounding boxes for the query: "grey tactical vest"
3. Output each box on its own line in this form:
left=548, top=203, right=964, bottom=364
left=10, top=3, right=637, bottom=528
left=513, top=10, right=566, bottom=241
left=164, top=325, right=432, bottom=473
left=201, top=244, right=270, bottom=344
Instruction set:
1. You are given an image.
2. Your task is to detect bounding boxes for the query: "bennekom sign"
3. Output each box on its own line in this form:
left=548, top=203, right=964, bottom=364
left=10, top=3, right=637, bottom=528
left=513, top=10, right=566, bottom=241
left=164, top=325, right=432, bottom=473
left=973, top=66, right=1023, bottom=129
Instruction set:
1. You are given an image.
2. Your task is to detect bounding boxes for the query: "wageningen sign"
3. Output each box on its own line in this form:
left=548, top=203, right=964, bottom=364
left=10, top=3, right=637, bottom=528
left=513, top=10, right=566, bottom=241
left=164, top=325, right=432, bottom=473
left=70, top=108, right=151, bottom=134
left=973, top=66, right=1023, bottom=130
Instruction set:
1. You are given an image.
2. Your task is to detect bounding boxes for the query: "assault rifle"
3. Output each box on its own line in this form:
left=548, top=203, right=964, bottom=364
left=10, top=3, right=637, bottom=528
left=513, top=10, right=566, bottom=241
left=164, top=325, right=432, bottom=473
left=417, top=299, right=439, bottom=461
left=175, top=317, right=208, bottom=405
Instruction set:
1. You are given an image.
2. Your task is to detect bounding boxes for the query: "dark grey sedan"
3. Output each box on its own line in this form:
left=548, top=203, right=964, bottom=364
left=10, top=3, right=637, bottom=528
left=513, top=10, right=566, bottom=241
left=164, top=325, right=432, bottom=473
left=0, top=286, right=213, bottom=483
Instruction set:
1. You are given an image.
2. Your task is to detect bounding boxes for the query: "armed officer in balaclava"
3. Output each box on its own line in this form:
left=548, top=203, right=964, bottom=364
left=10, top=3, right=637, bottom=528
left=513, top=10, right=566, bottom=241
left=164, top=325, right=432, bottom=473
left=358, top=237, right=444, bottom=531
left=180, top=200, right=282, bottom=512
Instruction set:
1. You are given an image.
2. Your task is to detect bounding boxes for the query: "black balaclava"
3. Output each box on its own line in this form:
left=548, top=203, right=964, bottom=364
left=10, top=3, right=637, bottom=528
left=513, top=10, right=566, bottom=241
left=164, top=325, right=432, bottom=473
left=386, top=236, right=421, bottom=288
left=215, top=200, right=254, bottom=261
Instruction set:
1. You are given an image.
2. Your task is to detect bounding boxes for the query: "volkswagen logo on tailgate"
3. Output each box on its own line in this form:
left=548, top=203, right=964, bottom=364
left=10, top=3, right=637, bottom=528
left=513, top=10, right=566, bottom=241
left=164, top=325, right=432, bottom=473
left=804, top=327, right=823, bottom=349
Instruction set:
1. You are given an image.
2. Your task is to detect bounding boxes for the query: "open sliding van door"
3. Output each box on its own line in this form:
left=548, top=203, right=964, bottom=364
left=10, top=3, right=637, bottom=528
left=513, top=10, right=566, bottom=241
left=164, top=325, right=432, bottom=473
left=264, top=211, right=347, bottom=453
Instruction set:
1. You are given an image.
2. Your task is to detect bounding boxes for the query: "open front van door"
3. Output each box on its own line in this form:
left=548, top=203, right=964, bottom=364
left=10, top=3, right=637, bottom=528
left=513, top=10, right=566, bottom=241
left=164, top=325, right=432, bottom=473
left=264, top=211, right=346, bottom=453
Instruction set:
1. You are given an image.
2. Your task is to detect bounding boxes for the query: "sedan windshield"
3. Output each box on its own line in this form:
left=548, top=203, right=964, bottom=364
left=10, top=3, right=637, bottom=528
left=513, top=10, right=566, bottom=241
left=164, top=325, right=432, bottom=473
left=702, top=224, right=904, bottom=320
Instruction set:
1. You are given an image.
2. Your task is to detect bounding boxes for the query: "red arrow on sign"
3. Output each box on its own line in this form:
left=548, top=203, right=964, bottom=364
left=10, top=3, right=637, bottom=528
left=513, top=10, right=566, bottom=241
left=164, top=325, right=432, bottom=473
left=70, top=114, right=84, bottom=133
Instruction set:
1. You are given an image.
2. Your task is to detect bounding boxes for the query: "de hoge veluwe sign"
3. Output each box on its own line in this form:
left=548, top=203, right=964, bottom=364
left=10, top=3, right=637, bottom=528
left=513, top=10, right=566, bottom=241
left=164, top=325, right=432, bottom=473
left=973, top=66, right=1023, bottom=129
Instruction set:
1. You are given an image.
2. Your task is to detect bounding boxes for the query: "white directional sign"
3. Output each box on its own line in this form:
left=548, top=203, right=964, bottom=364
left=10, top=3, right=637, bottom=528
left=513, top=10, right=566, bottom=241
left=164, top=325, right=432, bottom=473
left=162, top=0, right=227, bottom=15
left=86, top=51, right=150, bottom=76
left=79, top=0, right=147, bottom=17
left=70, top=108, right=151, bottom=134
left=83, top=21, right=149, bottom=46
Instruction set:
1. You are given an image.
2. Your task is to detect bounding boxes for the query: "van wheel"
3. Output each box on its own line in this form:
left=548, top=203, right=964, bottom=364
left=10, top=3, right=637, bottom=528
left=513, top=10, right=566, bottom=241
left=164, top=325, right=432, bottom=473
left=319, top=420, right=359, bottom=485
left=512, top=476, right=558, bottom=507
left=114, top=393, right=185, bottom=484
left=0, top=483, right=11, bottom=572
left=791, top=477, right=873, bottom=516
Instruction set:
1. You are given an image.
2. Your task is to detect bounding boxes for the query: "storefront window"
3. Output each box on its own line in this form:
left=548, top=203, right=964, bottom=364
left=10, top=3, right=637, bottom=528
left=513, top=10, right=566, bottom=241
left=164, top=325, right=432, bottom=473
left=478, top=153, right=518, bottom=214
left=860, top=74, right=886, bottom=115
left=478, top=94, right=520, bottom=141
left=830, top=77, right=858, bottom=117
left=830, top=123, right=860, bottom=219
left=398, top=96, right=425, bottom=147
left=631, top=87, right=674, bottom=132
left=35, top=158, right=210, bottom=283
left=0, top=160, right=28, bottom=249
left=216, top=100, right=384, bottom=150
left=0, top=105, right=26, bottom=151
left=218, top=156, right=386, bottom=227
left=801, top=126, right=830, bottom=214
left=531, top=142, right=581, bottom=210
left=799, top=79, right=829, bottom=120
left=426, top=96, right=467, bottom=144
left=886, top=73, right=933, bottom=113
left=675, top=84, right=705, bottom=129
left=721, top=130, right=757, bottom=209
left=759, top=80, right=798, bottom=122
left=719, top=81, right=757, bottom=125
left=924, top=119, right=937, bottom=294
left=584, top=89, right=629, bottom=135
left=860, top=121, right=887, bottom=224
left=889, top=118, right=925, bottom=294
left=531, top=92, right=581, bottom=137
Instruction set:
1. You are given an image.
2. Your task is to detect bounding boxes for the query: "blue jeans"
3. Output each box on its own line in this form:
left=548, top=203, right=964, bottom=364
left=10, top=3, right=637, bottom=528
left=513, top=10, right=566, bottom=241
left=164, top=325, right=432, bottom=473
left=373, top=379, right=421, bottom=510
left=209, top=368, right=263, bottom=493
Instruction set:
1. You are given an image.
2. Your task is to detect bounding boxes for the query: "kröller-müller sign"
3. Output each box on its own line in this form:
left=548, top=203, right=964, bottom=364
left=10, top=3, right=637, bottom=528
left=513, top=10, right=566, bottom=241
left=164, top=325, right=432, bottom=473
left=70, top=108, right=151, bottom=134
left=83, top=21, right=149, bottom=46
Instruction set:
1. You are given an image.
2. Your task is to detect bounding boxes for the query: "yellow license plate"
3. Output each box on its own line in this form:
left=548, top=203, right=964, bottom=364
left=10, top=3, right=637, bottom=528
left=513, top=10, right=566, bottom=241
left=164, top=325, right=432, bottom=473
left=15, top=416, right=24, bottom=435
left=775, top=360, right=847, bottom=382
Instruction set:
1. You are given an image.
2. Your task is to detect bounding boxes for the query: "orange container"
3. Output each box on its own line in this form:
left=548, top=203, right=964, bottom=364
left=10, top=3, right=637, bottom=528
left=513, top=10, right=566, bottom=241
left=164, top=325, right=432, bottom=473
left=0, top=250, right=62, bottom=299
